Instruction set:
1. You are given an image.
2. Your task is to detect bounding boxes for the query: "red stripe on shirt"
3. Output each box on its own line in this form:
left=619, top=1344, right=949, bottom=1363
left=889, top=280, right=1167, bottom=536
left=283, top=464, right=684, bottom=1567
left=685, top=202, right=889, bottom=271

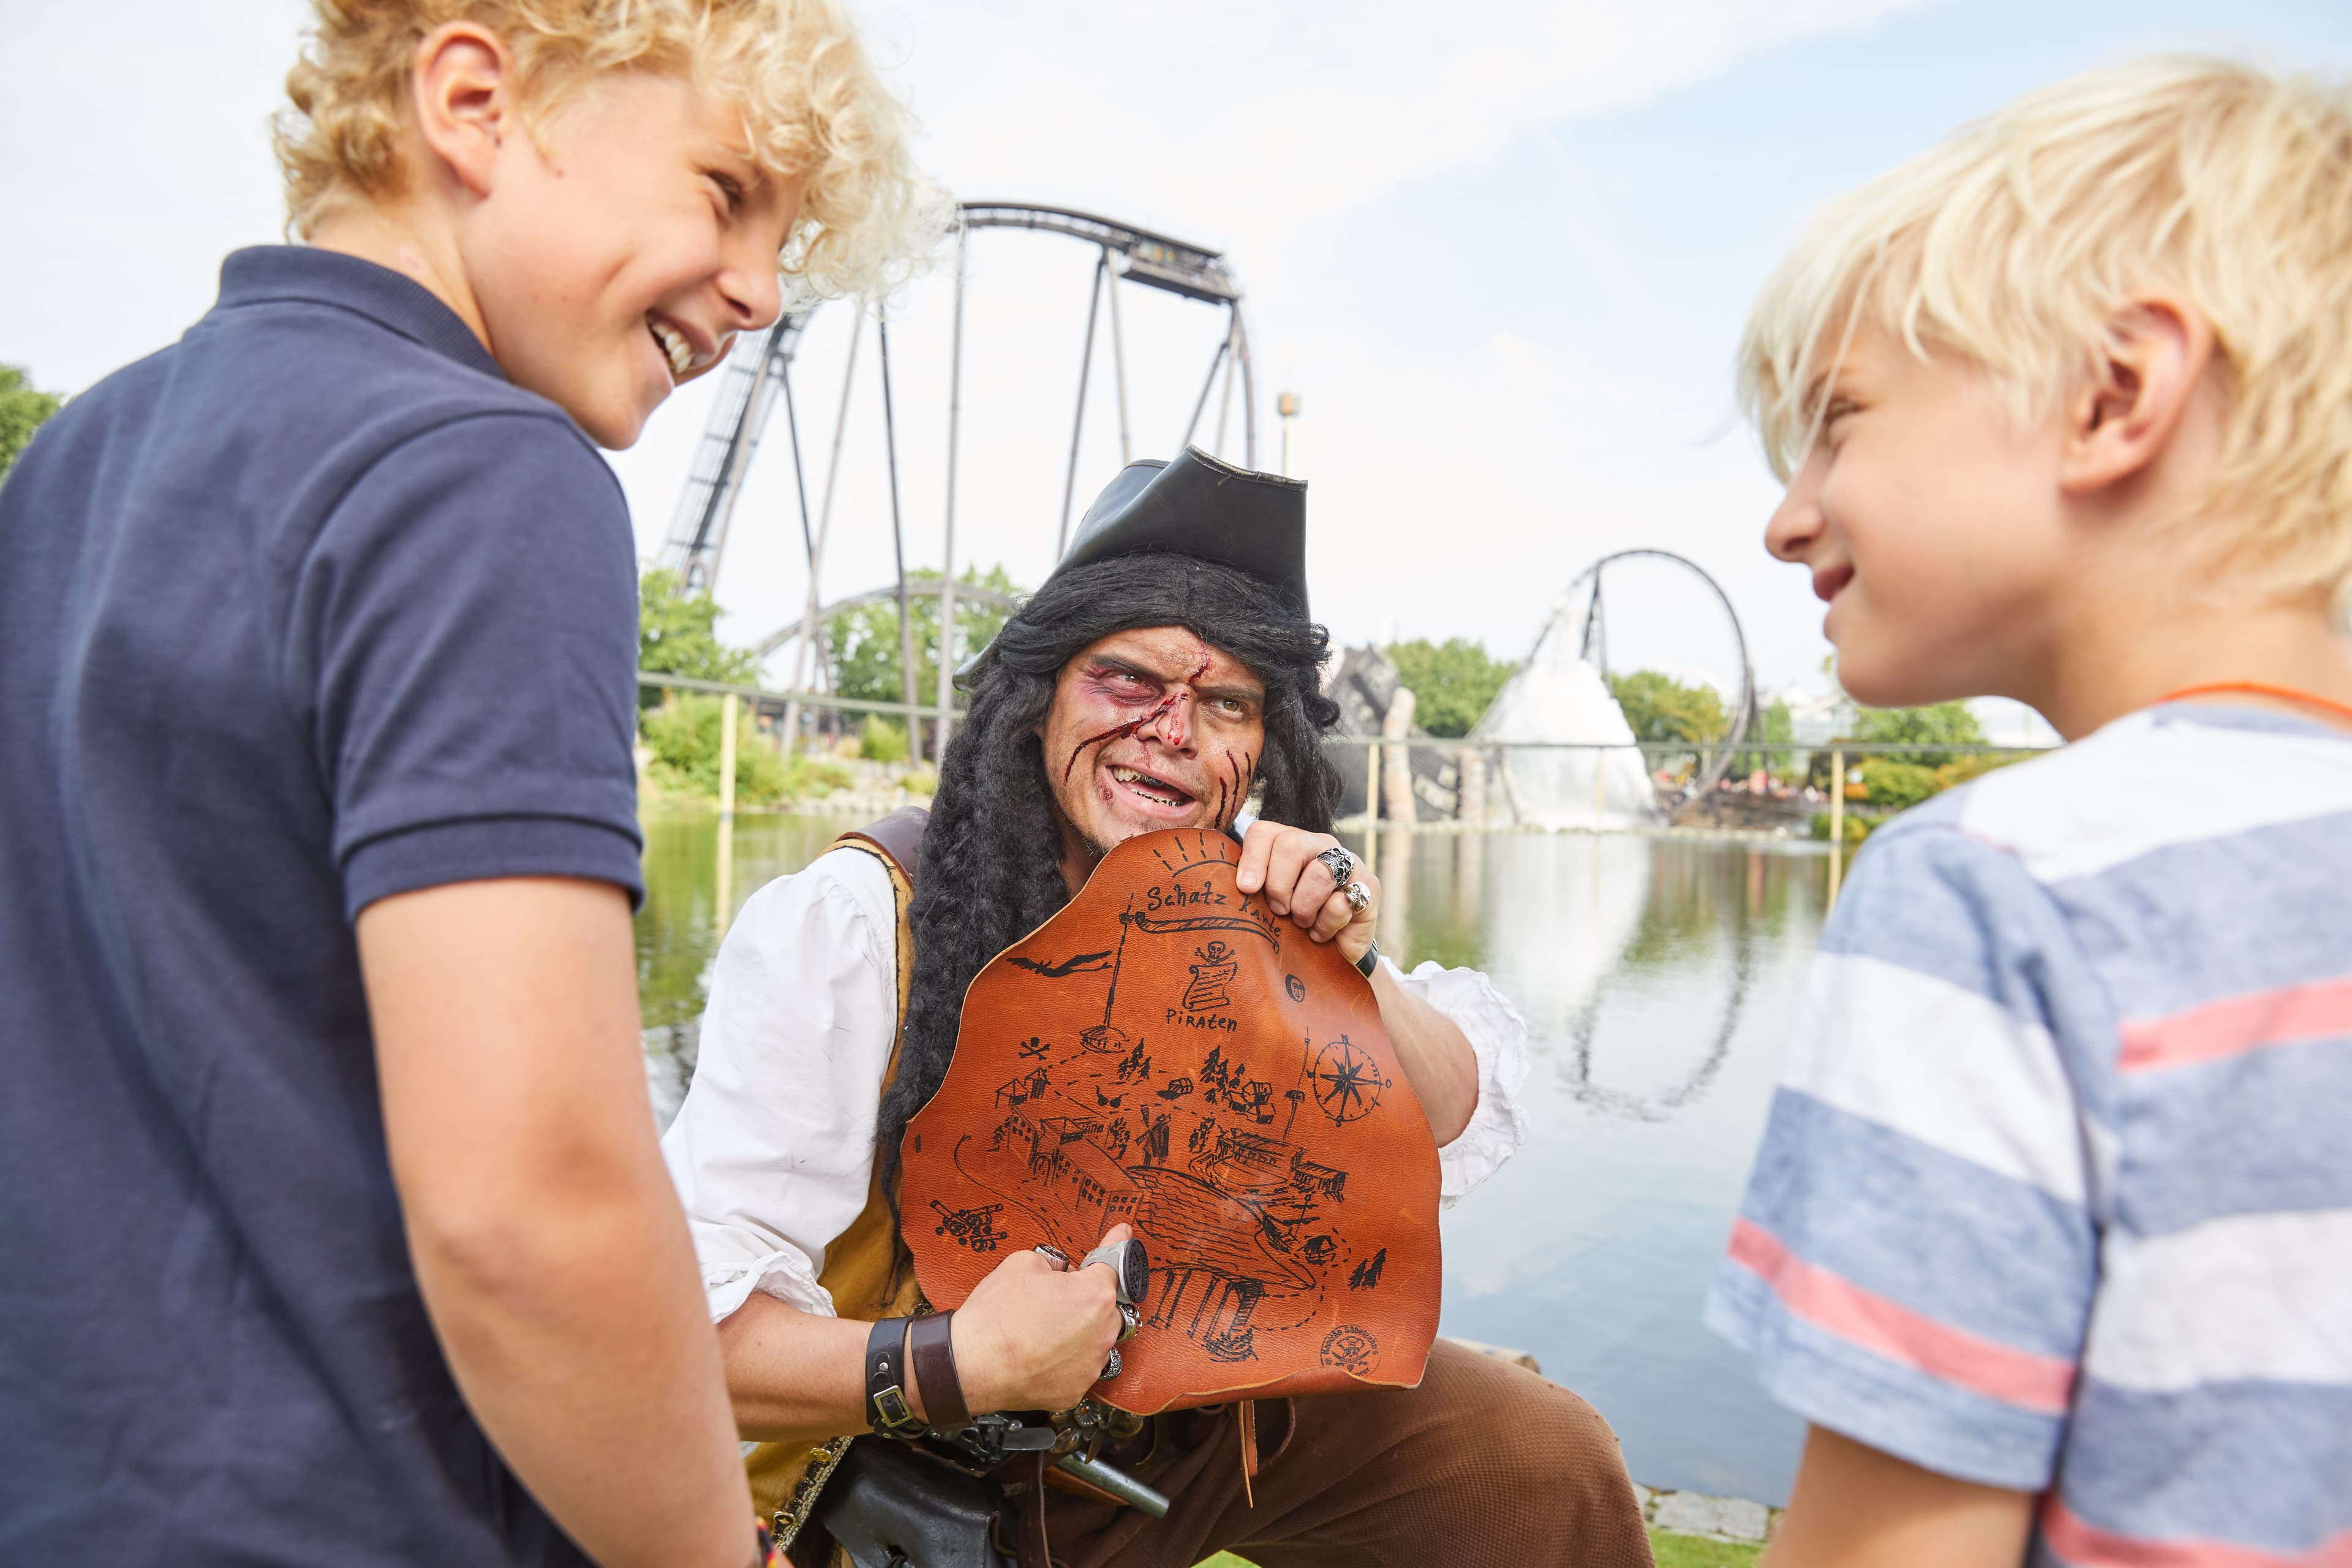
left=2118, top=976, right=2352, bottom=1072
left=2043, top=1496, right=2352, bottom=1567
left=1727, top=1218, right=2076, bottom=1415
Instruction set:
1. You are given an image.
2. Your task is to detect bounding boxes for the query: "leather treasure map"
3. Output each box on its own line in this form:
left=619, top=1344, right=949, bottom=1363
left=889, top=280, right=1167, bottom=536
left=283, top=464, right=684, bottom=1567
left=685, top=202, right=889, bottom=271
left=900, top=829, right=1441, bottom=1414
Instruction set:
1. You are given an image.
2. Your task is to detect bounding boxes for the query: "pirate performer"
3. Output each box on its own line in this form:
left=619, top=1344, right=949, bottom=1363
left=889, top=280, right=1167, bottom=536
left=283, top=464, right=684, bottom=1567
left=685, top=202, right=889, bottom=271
left=661, top=448, right=1651, bottom=1567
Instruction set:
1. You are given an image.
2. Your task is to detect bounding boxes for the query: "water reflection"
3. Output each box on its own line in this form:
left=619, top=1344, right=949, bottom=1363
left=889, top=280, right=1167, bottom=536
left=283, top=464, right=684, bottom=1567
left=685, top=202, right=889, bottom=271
left=639, top=813, right=1827, bottom=1504
left=1565, top=932, right=1755, bottom=1123
left=1361, top=830, right=1823, bottom=1504
left=1556, top=846, right=1778, bottom=1123
left=636, top=810, right=849, bottom=1128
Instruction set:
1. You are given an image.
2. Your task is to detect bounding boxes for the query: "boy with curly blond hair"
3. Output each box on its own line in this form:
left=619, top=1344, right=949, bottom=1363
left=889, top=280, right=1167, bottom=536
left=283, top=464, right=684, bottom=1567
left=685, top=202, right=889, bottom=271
left=0, top=5, right=931, bottom=1564
left=1706, top=58, right=2352, bottom=1568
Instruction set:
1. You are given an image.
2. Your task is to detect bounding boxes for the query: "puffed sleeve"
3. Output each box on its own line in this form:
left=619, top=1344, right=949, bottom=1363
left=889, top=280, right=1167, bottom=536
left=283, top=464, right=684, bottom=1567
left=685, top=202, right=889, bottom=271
left=1385, top=957, right=1532, bottom=1205
left=660, top=848, right=902, bottom=1321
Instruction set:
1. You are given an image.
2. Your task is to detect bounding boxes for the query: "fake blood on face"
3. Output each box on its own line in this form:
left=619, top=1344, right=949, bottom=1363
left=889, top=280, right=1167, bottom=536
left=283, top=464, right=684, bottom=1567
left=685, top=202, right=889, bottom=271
left=1209, top=749, right=1254, bottom=828
left=1060, top=657, right=1212, bottom=786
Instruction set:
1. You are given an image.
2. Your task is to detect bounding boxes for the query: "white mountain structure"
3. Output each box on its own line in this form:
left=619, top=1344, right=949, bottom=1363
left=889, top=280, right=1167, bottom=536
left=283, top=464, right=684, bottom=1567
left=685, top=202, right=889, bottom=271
left=1472, top=595, right=1657, bottom=831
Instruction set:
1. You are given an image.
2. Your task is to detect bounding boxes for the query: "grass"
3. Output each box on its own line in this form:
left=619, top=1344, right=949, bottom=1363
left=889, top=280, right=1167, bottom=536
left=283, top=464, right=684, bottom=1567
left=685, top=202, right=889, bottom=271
left=1648, top=1529, right=1766, bottom=1567
left=1198, top=1532, right=1760, bottom=1568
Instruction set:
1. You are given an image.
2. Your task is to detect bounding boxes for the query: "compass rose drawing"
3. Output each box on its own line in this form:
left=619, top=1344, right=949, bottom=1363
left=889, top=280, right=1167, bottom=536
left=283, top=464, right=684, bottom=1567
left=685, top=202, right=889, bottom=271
left=1310, top=1035, right=1389, bottom=1126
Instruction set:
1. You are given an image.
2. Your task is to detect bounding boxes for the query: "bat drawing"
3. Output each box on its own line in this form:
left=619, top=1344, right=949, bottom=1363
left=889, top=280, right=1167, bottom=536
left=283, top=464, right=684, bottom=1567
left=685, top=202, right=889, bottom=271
left=1007, top=948, right=1115, bottom=979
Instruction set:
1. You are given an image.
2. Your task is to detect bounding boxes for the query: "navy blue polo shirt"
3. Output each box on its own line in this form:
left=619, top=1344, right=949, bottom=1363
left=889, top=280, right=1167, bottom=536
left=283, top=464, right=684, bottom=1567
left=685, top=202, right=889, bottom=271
left=0, top=248, right=644, bottom=1564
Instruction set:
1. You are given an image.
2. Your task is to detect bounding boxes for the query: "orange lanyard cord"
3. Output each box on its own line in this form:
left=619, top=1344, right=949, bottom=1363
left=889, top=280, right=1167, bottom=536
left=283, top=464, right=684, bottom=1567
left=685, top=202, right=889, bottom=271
left=2154, top=680, right=2352, bottom=725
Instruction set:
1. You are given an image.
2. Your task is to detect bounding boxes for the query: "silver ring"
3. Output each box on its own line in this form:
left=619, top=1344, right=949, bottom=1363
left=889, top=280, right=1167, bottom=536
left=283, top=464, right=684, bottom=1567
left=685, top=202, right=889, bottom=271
left=1033, top=1243, right=1070, bottom=1268
left=1081, top=1238, right=1148, bottom=1306
left=1316, top=846, right=1358, bottom=886
left=1117, top=1302, right=1140, bottom=1343
left=1099, top=1347, right=1123, bottom=1381
left=1341, top=879, right=1373, bottom=916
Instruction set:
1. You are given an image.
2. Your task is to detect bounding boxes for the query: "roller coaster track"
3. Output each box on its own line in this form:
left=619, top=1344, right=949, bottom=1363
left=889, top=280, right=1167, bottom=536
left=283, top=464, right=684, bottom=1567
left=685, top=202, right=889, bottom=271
left=658, top=202, right=1254, bottom=603
left=1567, top=549, right=1757, bottom=806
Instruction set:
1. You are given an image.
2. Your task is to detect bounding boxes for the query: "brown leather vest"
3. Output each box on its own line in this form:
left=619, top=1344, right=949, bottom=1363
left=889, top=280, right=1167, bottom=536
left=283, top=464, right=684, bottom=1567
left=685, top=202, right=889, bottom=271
left=900, top=828, right=1441, bottom=1414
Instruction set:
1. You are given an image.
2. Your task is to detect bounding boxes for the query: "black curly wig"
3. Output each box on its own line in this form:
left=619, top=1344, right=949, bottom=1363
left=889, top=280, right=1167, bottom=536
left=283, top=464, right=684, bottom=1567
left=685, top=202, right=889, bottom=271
left=876, top=553, right=1343, bottom=1197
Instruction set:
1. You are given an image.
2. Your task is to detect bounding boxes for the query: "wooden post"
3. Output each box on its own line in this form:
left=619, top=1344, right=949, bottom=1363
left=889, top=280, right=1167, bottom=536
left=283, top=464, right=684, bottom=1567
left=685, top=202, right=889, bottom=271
left=718, top=692, right=739, bottom=821
left=1827, top=748, right=1845, bottom=909
left=1457, top=746, right=1486, bottom=828
left=1593, top=745, right=1607, bottom=834
left=1381, top=688, right=1418, bottom=827
left=715, top=690, right=739, bottom=937
left=1378, top=819, right=1411, bottom=955
left=1362, top=739, right=1381, bottom=877
left=714, top=816, right=734, bottom=940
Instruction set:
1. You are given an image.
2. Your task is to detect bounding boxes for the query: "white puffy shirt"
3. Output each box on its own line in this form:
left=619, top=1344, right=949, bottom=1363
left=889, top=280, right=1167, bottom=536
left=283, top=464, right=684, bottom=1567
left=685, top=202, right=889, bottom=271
left=662, top=845, right=1532, bottom=1324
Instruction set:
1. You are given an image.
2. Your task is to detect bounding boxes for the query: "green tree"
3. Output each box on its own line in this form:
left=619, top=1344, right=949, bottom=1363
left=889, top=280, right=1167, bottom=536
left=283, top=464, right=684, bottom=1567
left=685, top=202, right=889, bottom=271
left=1808, top=701, right=2016, bottom=839
left=1608, top=669, right=1728, bottom=745
left=856, top=715, right=909, bottom=763
left=1849, top=699, right=1984, bottom=767
left=1384, top=638, right=1515, bottom=737
left=638, top=565, right=758, bottom=705
left=639, top=692, right=790, bottom=803
left=828, top=563, right=1022, bottom=705
left=1733, top=696, right=1794, bottom=777
left=638, top=692, right=855, bottom=805
left=0, top=364, right=63, bottom=483
left=1852, top=758, right=1941, bottom=811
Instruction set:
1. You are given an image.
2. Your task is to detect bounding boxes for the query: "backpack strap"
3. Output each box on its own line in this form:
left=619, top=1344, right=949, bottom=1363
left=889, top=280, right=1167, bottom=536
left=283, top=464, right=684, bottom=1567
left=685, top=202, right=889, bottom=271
left=831, top=807, right=929, bottom=1036
left=837, top=805, right=930, bottom=892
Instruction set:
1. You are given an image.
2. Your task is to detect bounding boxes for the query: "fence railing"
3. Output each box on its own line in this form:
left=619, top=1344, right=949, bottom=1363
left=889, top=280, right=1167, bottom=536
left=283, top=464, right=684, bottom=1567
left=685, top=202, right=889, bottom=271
left=1314, top=736, right=2052, bottom=756
left=641, top=673, right=2049, bottom=761
left=637, top=669, right=955, bottom=722
left=639, top=670, right=2056, bottom=908
left=1317, top=734, right=2058, bottom=905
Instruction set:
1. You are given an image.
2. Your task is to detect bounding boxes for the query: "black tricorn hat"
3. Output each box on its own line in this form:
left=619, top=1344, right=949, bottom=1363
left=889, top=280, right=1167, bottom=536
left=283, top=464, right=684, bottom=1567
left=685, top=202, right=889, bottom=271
left=1047, top=445, right=1308, bottom=614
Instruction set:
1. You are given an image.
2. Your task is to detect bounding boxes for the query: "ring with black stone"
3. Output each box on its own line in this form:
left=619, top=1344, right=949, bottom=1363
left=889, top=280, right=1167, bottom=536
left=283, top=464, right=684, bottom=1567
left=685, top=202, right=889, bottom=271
left=1080, top=1237, right=1150, bottom=1307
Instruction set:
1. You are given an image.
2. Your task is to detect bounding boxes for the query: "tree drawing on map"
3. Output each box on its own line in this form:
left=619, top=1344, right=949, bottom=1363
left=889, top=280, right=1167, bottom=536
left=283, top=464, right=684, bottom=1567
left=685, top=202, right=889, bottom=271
left=899, top=830, right=1444, bottom=1413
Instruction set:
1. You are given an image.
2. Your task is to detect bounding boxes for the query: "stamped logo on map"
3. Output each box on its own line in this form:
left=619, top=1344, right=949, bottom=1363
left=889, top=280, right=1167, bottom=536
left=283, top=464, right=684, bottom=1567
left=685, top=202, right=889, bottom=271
left=1319, top=1323, right=1381, bottom=1378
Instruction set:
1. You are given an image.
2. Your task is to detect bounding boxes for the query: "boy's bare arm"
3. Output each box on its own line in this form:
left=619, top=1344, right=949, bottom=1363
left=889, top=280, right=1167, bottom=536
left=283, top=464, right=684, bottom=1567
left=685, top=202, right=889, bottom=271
left=1765, top=1426, right=2034, bottom=1568
left=359, top=878, right=756, bottom=1568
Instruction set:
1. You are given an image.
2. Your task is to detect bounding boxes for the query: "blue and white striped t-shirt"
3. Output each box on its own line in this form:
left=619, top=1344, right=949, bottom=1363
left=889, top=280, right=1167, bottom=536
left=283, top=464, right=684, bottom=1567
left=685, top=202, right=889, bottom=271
left=1706, top=703, right=2352, bottom=1566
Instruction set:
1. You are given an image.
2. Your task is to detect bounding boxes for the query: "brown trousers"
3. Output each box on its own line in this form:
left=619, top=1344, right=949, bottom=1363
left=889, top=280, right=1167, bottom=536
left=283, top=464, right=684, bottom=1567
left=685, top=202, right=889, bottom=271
left=1041, top=1342, right=1654, bottom=1567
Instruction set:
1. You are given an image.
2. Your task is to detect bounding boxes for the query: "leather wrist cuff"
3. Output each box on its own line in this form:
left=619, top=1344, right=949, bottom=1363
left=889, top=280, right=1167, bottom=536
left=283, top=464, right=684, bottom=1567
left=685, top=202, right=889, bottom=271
left=907, top=1310, right=971, bottom=1430
left=1355, top=938, right=1381, bottom=979
left=864, top=1317, right=924, bottom=1439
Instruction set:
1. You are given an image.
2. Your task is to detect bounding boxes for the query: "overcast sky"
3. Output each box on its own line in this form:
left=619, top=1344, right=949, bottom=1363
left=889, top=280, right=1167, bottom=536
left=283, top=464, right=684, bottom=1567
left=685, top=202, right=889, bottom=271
left=7, top=0, right=2350, bottom=710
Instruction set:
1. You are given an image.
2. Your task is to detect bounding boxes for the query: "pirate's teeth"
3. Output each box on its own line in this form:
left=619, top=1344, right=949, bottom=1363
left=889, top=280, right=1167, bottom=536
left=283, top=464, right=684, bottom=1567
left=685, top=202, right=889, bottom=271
left=1111, top=766, right=1188, bottom=799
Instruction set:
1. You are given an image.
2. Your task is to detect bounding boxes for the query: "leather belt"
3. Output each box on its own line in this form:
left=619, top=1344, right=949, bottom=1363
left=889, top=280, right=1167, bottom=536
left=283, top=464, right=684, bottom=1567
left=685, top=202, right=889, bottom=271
left=908, top=1310, right=971, bottom=1430
left=864, top=1317, right=925, bottom=1439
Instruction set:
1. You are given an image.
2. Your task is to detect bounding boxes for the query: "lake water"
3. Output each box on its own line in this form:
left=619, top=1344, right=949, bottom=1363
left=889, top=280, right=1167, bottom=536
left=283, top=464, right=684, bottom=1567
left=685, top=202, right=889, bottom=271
left=636, top=811, right=1825, bottom=1506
